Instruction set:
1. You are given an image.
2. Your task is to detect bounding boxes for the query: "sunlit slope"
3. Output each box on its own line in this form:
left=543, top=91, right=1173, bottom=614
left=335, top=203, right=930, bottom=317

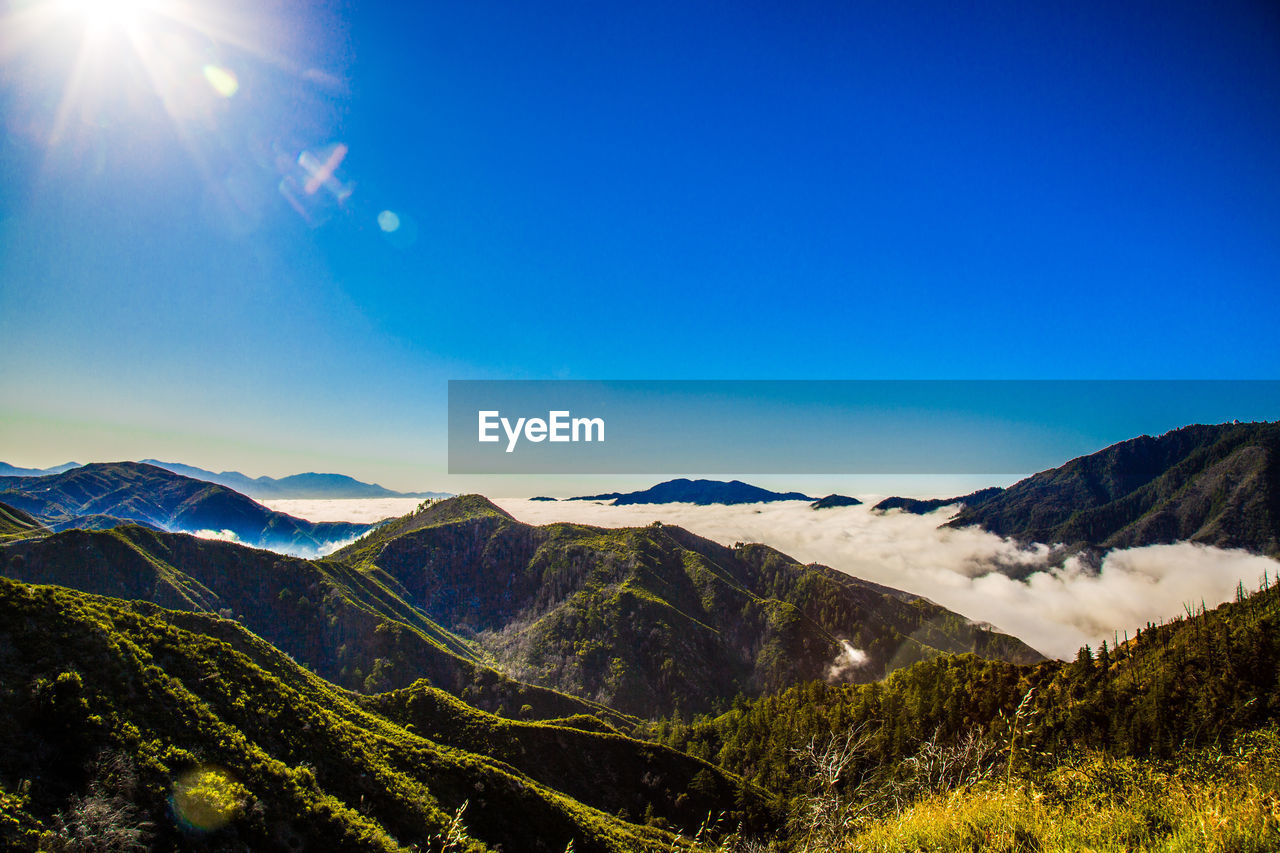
left=0, top=525, right=632, bottom=725
left=0, top=578, right=762, bottom=852
left=0, top=501, right=47, bottom=542
left=658, top=576, right=1280, bottom=801
left=336, top=496, right=1043, bottom=718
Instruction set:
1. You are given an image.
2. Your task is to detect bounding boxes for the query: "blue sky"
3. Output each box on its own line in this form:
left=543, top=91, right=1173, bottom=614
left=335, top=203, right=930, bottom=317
left=1, top=0, right=1278, bottom=492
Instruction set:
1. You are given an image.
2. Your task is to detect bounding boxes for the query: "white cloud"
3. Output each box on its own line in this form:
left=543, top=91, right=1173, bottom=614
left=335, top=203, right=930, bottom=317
left=491, top=498, right=1278, bottom=660
left=828, top=640, right=870, bottom=681
left=260, top=497, right=422, bottom=524
left=191, top=528, right=244, bottom=544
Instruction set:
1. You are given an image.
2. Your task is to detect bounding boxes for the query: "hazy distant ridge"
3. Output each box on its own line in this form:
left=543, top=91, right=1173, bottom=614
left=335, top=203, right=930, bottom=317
left=0, top=461, right=80, bottom=477
left=142, top=459, right=449, bottom=500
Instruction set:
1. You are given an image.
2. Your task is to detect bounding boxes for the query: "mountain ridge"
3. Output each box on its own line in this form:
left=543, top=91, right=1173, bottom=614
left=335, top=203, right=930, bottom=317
left=0, top=461, right=369, bottom=555
left=0, top=461, right=80, bottom=478
left=946, top=421, right=1280, bottom=554
left=141, top=459, right=450, bottom=500
left=872, top=486, right=1004, bottom=515
left=335, top=495, right=1043, bottom=717
left=0, top=522, right=638, bottom=727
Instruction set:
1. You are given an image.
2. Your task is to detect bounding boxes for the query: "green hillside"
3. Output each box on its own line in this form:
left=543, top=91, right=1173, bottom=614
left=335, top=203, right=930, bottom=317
left=647, top=575, right=1280, bottom=849
left=0, top=525, right=632, bottom=725
left=336, top=496, right=1042, bottom=718
left=0, top=577, right=770, bottom=852
left=0, top=501, right=46, bottom=542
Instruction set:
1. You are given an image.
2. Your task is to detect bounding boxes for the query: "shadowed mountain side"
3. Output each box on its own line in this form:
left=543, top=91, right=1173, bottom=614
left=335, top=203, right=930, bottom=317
left=871, top=487, right=1004, bottom=515
left=43, top=514, right=167, bottom=533
left=335, top=496, right=1043, bottom=718
left=0, top=578, right=770, bottom=851
left=947, top=422, right=1280, bottom=555
left=0, top=526, right=633, bottom=727
left=0, top=461, right=368, bottom=554
left=363, top=682, right=776, bottom=832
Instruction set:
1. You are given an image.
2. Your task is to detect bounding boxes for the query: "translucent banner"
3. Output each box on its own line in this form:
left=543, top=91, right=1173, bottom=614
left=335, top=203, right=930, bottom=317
left=447, top=380, right=1280, bottom=474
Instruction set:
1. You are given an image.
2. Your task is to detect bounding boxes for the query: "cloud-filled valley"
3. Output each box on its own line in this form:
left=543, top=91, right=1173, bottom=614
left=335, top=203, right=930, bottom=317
left=264, top=495, right=1278, bottom=660
left=489, top=498, right=1278, bottom=659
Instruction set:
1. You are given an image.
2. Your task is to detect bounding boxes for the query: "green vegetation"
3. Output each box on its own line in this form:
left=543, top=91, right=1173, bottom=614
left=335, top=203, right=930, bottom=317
left=0, top=501, right=47, bottom=542
left=646, top=577, right=1280, bottom=850
left=0, top=577, right=764, bottom=851
left=820, top=730, right=1280, bottom=852
left=337, top=497, right=1040, bottom=717
left=3, top=485, right=1276, bottom=850
left=0, top=523, right=633, bottom=724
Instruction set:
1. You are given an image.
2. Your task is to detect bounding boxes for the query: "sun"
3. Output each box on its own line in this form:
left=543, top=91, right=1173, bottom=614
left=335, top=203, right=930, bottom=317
left=59, top=0, right=152, bottom=33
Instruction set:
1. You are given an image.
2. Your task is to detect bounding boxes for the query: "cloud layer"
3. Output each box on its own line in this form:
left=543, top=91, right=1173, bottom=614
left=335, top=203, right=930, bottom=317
left=490, top=498, right=1277, bottom=659
left=261, top=498, right=423, bottom=524
left=257, top=496, right=1278, bottom=660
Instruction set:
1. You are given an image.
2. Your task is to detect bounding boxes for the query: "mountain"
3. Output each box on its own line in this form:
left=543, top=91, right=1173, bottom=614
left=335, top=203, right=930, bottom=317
left=0, top=461, right=80, bottom=477
left=655, top=575, right=1280, bottom=849
left=140, top=459, right=450, bottom=500
left=0, top=523, right=638, bottom=727
left=0, top=576, right=774, bottom=851
left=809, top=494, right=863, bottom=510
left=0, top=501, right=47, bottom=541
left=333, top=496, right=1043, bottom=717
left=569, top=478, right=815, bottom=506
left=946, top=422, right=1280, bottom=554
left=871, top=486, right=1004, bottom=515
left=0, top=462, right=368, bottom=555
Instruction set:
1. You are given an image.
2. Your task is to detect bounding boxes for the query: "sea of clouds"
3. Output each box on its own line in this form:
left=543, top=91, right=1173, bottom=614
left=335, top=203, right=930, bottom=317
left=494, top=499, right=1278, bottom=660
left=261, top=498, right=425, bottom=524
left=264, top=496, right=1278, bottom=660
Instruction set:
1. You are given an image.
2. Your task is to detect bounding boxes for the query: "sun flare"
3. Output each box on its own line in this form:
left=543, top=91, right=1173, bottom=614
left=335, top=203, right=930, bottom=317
left=60, top=0, right=151, bottom=33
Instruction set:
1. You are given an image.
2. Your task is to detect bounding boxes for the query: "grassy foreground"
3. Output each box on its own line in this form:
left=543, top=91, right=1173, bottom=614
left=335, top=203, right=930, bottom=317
left=831, top=729, right=1280, bottom=853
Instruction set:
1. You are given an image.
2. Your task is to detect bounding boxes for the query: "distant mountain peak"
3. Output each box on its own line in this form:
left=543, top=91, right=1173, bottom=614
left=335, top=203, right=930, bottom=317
left=872, top=486, right=1004, bottom=516
left=810, top=494, right=863, bottom=510
left=569, top=478, right=815, bottom=506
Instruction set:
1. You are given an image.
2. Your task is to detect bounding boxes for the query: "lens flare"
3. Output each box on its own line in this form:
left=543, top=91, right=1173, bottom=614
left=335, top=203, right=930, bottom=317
left=301, top=142, right=348, bottom=196
left=202, top=64, right=239, bottom=98
left=171, top=765, right=246, bottom=833
left=377, top=210, right=400, bottom=232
